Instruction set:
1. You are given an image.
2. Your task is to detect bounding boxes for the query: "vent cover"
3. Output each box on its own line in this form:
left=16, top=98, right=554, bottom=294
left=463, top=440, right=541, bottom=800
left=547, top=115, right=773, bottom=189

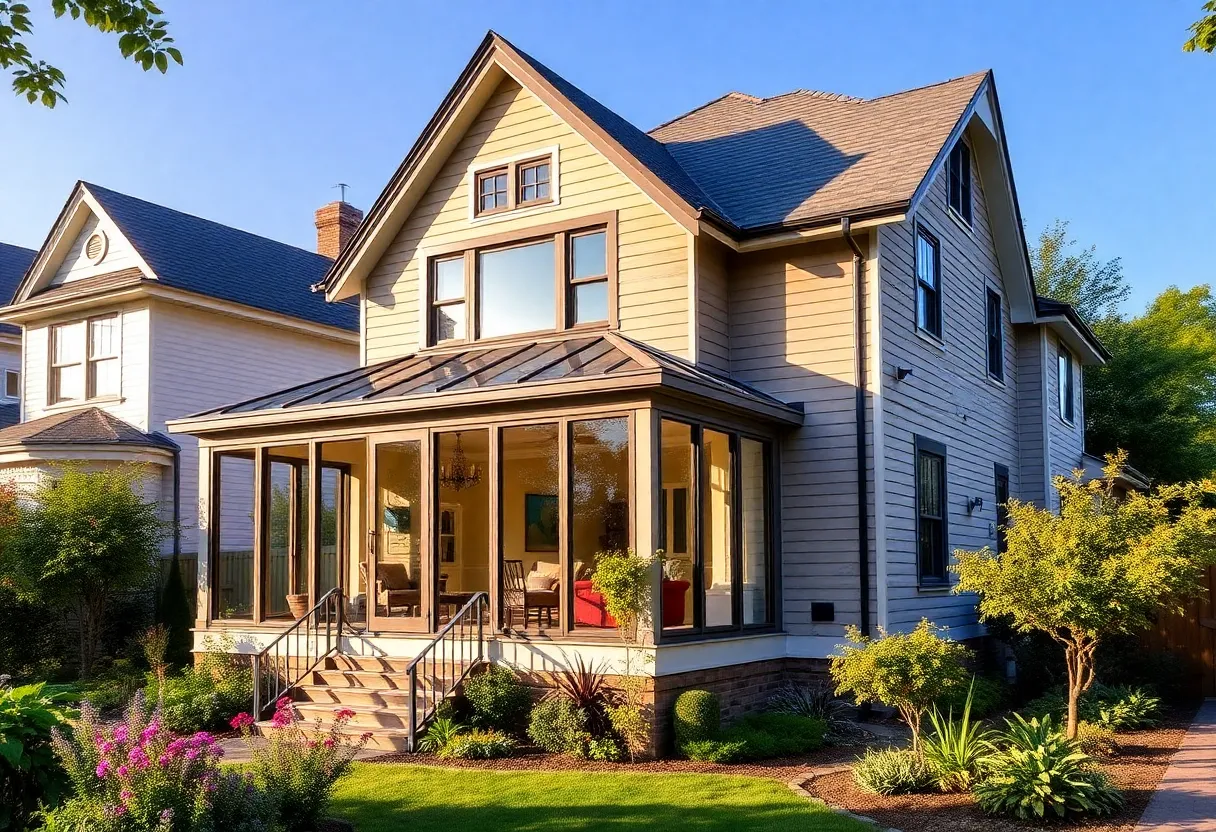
left=85, top=231, right=108, bottom=264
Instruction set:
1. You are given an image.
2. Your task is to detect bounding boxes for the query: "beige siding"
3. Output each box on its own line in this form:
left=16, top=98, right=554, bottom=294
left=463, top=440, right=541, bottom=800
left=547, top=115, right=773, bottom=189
left=23, top=303, right=151, bottom=429
left=696, top=236, right=730, bottom=373
left=878, top=142, right=1019, bottom=634
left=1015, top=326, right=1047, bottom=505
left=148, top=301, right=358, bottom=555
left=1044, top=330, right=1086, bottom=509
left=50, top=212, right=143, bottom=287
left=363, top=78, right=689, bottom=364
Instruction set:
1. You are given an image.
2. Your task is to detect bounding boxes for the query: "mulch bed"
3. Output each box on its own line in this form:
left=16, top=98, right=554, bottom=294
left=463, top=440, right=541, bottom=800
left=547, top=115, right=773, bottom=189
left=804, top=705, right=1196, bottom=832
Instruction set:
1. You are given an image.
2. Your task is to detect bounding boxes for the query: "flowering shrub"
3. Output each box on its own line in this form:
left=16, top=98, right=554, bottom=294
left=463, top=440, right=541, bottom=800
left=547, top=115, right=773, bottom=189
left=0, top=682, right=76, bottom=831
left=231, top=697, right=369, bottom=832
left=43, top=692, right=272, bottom=832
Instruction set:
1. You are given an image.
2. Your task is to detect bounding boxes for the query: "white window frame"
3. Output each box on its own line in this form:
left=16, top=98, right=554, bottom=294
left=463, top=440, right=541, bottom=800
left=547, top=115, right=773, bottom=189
left=47, top=313, right=122, bottom=406
left=467, top=146, right=560, bottom=224
left=1058, top=343, right=1075, bottom=425
left=4, top=369, right=19, bottom=400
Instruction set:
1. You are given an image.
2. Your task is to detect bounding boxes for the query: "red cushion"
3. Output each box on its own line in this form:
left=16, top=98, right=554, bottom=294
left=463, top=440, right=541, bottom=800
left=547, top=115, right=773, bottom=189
left=573, top=580, right=616, bottom=628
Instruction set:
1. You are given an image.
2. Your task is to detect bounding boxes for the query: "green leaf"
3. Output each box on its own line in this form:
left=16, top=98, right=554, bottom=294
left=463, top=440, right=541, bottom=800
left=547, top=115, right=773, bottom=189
left=166, top=45, right=182, bottom=65
left=154, top=49, right=167, bottom=73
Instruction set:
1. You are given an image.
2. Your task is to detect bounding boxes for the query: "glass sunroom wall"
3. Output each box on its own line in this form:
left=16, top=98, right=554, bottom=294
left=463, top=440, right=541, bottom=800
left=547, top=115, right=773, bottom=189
left=373, top=440, right=425, bottom=625
left=659, top=421, right=695, bottom=632
left=263, top=445, right=309, bottom=620
left=213, top=453, right=255, bottom=620
left=740, top=438, right=769, bottom=626
left=702, top=430, right=735, bottom=628
left=436, top=430, right=490, bottom=625
left=500, top=424, right=560, bottom=633
left=317, top=439, right=364, bottom=627
left=571, top=417, right=631, bottom=632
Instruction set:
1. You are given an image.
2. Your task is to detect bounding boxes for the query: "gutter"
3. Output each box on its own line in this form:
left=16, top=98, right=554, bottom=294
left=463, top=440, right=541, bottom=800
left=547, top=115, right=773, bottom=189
left=842, top=218, right=871, bottom=637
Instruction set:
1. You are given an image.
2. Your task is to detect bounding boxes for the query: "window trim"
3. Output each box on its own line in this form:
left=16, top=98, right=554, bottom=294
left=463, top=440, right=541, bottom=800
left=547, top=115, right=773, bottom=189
left=468, top=146, right=560, bottom=222
left=914, top=435, right=949, bottom=587
left=986, top=288, right=1004, bottom=382
left=423, top=211, right=618, bottom=348
left=473, top=166, right=509, bottom=217
left=914, top=224, right=943, bottom=340
left=3, top=369, right=18, bottom=400
left=86, top=314, right=120, bottom=400
left=48, top=313, right=123, bottom=407
left=947, top=140, right=973, bottom=226
left=1058, top=343, right=1075, bottom=425
left=515, top=156, right=553, bottom=208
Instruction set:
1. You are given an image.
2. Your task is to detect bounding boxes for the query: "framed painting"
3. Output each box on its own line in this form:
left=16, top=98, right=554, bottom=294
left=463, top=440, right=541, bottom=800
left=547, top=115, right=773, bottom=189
left=524, top=493, right=559, bottom=552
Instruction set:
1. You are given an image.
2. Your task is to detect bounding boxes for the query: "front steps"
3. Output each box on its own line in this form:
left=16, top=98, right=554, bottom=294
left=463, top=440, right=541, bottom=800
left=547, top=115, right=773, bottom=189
left=257, top=654, right=478, bottom=753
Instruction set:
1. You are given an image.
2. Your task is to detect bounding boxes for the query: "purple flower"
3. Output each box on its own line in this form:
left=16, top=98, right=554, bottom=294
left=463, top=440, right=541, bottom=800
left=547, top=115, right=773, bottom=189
left=160, top=808, right=174, bottom=823
left=141, top=723, right=159, bottom=744
left=113, top=726, right=128, bottom=744
left=117, top=765, right=129, bottom=777
left=186, top=747, right=201, bottom=761
left=95, top=759, right=110, bottom=778
left=105, top=803, right=128, bottom=818
left=158, top=753, right=172, bottom=767
left=99, top=740, right=115, bottom=754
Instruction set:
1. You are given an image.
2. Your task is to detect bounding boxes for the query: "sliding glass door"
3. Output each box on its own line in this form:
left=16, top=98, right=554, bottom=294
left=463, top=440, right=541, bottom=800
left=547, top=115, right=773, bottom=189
left=368, top=434, right=429, bottom=632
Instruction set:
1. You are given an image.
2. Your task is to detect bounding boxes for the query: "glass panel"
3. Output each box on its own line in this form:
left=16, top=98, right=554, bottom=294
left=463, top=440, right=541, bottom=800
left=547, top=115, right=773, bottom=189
left=572, top=418, right=630, bottom=632
left=214, top=454, right=255, bottom=620
left=89, top=316, right=117, bottom=358
left=572, top=280, right=608, bottom=325
left=740, top=438, right=769, bottom=626
left=434, top=258, right=464, bottom=302
left=434, top=302, right=465, bottom=342
left=501, top=424, right=559, bottom=633
left=477, top=241, right=556, bottom=338
left=702, top=429, right=735, bottom=628
left=374, top=441, right=423, bottom=623
left=264, top=461, right=293, bottom=618
left=53, top=321, right=85, bottom=364
left=916, top=233, right=937, bottom=289
left=436, top=430, right=490, bottom=626
left=53, top=364, right=84, bottom=402
left=660, top=421, right=695, bottom=631
left=89, top=356, right=120, bottom=398
left=317, top=439, right=361, bottom=627
left=296, top=464, right=309, bottom=596
left=5, top=370, right=18, bottom=398
left=317, top=466, right=341, bottom=595
left=571, top=231, right=606, bottom=279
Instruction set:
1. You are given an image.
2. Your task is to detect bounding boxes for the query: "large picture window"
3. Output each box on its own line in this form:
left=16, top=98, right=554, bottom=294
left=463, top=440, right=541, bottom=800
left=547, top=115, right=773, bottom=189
left=916, top=437, right=948, bottom=585
left=660, top=418, right=774, bottom=637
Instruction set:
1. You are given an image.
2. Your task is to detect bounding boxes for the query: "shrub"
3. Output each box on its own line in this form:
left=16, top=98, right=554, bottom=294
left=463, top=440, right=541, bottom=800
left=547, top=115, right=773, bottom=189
left=438, top=730, right=516, bottom=760
left=853, top=748, right=935, bottom=795
left=589, top=549, right=655, bottom=642
left=463, top=667, right=531, bottom=732
left=46, top=692, right=272, bottom=832
left=586, top=737, right=623, bottom=762
left=768, top=680, right=851, bottom=723
left=551, top=657, right=613, bottom=735
left=233, top=698, right=370, bottom=832
left=417, top=716, right=466, bottom=755
left=922, top=684, right=995, bottom=792
left=1076, top=721, right=1119, bottom=758
left=974, top=713, right=1124, bottom=820
left=680, top=738, right=749, bottom=764
left=672, top=690, right=720, bottom=746
left=607, top=701, right=648, bottom=761
left=527, top=698, right=589, bottom=756
left=831, top=619, right=970, bottom=753
left=935, top=675, right=1006, bottom=719
left=1025, top=684, right=1160, bottom=732
left=68, top=659, right=145, bottom=713
left=721, top=713, right=827, bottom=759
left=0, top=683, right=75, bottom=832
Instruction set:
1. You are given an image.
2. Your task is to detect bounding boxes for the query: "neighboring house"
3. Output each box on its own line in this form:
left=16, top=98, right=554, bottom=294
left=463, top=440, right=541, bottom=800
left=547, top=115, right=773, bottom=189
left=168, top=32, right=1106, bottom=750
left=0, top=242, right=37, bottom=428
left=0, top=182, right=360, bottom=575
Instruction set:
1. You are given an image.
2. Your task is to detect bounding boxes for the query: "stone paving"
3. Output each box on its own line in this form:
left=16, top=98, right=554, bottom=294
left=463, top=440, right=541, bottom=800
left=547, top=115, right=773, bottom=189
left=1135, top=698, right=1216, bottom=832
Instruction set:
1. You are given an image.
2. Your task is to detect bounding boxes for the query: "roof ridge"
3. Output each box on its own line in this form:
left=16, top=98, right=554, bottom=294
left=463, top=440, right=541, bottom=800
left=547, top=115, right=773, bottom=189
left=865, top=69, right=990, bottom=103
left=648, top=91, right=750, bottom=134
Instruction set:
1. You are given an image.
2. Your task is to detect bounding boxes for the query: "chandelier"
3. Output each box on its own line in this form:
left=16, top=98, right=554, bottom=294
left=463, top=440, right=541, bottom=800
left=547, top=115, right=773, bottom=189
left=439, top=432, right=482, bottom=492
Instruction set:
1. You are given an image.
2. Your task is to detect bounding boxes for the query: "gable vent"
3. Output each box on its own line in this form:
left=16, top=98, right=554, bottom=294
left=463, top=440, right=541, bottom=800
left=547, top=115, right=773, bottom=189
left=85, top=231, right=108, bottom=264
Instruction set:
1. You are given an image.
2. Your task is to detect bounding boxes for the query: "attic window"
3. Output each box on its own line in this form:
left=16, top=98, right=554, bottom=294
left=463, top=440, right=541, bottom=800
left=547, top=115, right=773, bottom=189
left=84, top=231, right=108, bottom=264
left=947, top=141, right=972, bottom=225
left=470, top=148, right=559, bottom=219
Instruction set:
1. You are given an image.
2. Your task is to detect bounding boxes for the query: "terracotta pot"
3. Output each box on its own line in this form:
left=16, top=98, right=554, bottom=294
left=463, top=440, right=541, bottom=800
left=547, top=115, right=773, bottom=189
left=285, top=594, right=310, bottom=619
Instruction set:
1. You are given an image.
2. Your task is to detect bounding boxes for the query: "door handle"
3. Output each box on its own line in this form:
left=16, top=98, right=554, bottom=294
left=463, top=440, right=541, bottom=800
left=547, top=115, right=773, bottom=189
left=368, top=528, right=377, bottom=557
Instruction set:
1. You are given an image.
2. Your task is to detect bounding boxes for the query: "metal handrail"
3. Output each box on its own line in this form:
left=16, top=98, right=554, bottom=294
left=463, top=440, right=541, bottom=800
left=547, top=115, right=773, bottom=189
left=405, top=591, right=488, bottom=752
left=251, top=587, right=344, bottom=719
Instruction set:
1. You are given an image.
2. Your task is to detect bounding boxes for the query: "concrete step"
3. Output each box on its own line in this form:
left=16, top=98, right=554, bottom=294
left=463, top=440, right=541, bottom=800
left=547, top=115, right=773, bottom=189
left=257, top=719, right=413, bottom=753
left=295, top=683, right=439, bottom=710
left=294, top=701, right=422, bottom=730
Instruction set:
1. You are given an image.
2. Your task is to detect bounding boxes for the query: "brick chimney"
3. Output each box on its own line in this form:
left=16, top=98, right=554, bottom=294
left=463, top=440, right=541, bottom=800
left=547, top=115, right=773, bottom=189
left=314, top=201, right=363, bottom=259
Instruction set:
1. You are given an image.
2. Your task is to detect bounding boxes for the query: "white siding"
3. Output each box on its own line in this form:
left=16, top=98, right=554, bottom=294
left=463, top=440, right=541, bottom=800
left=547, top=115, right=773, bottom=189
left=148, top=301, right=357, bottom=556
left=50, top=213, right=143, bottom=286
left=877, top=143, right=1019, bottom=634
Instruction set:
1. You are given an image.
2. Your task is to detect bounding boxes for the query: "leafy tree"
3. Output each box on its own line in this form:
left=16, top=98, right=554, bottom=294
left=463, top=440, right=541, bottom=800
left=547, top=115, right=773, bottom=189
left=1030, top=220, right=1128, bottom=323
left=1185, top=1, right=1216, bottom=52
left=952, top=453, right=1216, bottom=739
left=156, top=553, right=192, bottom=668
left=0, top=0, right=181, bottom=107
left=0, top=464, right=166, bottom=677
left=830, top=619, right=970, bottom=754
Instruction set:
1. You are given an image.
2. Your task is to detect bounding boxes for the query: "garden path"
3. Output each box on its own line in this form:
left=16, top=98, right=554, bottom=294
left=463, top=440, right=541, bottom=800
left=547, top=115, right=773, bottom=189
left=1135, top=699, right=1216, bottom=832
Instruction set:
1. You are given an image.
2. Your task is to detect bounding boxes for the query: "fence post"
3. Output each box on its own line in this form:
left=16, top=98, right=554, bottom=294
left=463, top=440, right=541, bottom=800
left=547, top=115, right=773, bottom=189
left=407, top=665, right=418, bottom=753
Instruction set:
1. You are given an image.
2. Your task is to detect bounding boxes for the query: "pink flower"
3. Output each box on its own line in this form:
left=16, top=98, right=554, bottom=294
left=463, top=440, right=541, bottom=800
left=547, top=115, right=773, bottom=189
left=113, top=726, right=128, bottom=744
left=323, top=737, right=335, bottom=748
left=271, top=707, right=294, bottom=728
left=334, top=708, right=356, bottom=721
left=99, top=740, right=115, bottom=754
left=120, top=789, right=133, bottom=802
left=95, top=760, right=110, bottom=778
left=275, top=696, right=292, bottom=710
left=158, top=753, right=172, bottom=767
left=186, top=748, right=201, bottom=761
left=117, top=765, right=129, bottom=777
left=229, top=713, right=255, bottom=731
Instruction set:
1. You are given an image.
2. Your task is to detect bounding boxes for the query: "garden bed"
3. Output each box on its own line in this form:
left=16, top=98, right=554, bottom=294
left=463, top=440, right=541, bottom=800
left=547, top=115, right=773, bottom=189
left=804, top=705, right=1195, bottom=832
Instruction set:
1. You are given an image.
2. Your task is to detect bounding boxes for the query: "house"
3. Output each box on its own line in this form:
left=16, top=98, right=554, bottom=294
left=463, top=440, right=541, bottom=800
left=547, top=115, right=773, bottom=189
left=0, top=242, right=37, bottom=428
left=167, top=32, right=1106, bottom=751
left=0, top=182, right=360, bottom=577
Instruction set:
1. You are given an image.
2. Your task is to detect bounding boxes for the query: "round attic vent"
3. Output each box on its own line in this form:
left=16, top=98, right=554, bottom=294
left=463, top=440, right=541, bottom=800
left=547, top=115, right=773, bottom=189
left=85, top=230, right=108, bottom=264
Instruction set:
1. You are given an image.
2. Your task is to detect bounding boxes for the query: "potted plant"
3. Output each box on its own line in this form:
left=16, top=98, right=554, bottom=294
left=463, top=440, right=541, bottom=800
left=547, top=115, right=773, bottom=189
left=286, top=593, right=310, bottom=619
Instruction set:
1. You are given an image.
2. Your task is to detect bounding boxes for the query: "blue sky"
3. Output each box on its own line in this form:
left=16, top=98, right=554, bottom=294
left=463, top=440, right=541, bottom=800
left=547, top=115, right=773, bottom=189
left=1, top=1, right=1211, bottom=313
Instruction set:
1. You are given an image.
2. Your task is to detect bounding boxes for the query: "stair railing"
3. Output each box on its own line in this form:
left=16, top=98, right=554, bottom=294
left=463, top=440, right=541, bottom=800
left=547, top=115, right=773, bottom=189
left=405, top=591, right=488, bottom=752
left=251, top=587, right=344, bottom=719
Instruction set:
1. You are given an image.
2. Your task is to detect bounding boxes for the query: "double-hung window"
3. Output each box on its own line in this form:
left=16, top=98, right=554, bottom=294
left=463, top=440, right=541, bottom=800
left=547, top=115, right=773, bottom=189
left=1058, top=344, right=1075, bottom=423
left=49, top=314, right=119, bottom=404
left=947, top=141, right=972, bottom=225
left=986, top=289, right=1004, bottom=381
left=427, top=217, right=614, bottom=345
left=916, top=436, right=948, bottom=584
left=915, top=227, right=942, bottom=338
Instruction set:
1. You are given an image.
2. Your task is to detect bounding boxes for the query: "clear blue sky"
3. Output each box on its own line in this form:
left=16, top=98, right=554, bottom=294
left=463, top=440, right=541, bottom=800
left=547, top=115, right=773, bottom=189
left=1, top=1, right=1211, bottom=313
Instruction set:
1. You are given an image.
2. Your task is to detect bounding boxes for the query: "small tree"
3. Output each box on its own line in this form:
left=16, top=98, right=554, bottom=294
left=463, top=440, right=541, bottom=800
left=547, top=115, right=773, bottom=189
left=1, top=464, right=166, bottom=677
left=830, top=619, right=970, bottom=754
left=157, top=552, right=193, bottom=668
left=953, top=452, right=1216, bottom=739
left=590, top=548, right=656, bottom=644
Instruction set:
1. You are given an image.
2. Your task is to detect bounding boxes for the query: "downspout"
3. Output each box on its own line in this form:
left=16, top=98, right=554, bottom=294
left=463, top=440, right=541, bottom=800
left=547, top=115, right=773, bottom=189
left=842, top=218, right=871, bottom=637
left=154, top=434, right=182, bottom=558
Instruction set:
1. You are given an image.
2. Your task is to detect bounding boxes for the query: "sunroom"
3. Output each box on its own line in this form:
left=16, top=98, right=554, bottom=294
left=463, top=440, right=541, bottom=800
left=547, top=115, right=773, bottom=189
left=169, top=333, right=800, bottom=649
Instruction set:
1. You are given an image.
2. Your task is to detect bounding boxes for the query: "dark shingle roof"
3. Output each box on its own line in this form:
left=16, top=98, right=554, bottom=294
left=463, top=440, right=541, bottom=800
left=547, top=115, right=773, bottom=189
left=0, top=242, right=36, bottom=336
left=1035, top=295, right=1110, bottom=360
left=0, top=407, right=178, bottom=450
left=83, top=184, right=358, bottom=332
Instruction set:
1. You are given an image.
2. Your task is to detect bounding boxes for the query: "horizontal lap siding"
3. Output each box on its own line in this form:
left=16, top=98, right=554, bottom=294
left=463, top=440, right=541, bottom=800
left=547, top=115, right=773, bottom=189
left=364, top=78, right=688, bottom=364
left=50, top=213, right=143, bottom=286
left=1016, top=328, right=1047, bottom=505
left=1044, top=331, right=1085, bottom=509
left=879, top=150, right=1019, bottom=634
left=696, top=238, right=730, bottom=373
left=728, top=240, right=868, bottom=638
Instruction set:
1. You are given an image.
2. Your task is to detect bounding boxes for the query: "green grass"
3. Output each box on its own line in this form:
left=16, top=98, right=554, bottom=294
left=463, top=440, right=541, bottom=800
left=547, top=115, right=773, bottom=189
left=329, top=763, right=867, bottom=831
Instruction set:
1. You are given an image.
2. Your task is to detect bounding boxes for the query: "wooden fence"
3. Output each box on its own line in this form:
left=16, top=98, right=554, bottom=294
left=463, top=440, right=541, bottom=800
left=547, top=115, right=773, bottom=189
left=1140, top=564, right=1216, bottom=697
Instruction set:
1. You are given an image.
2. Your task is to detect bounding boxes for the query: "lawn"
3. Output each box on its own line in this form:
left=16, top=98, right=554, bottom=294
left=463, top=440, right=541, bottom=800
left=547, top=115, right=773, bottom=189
left=329, top=763, right=868, bottom=831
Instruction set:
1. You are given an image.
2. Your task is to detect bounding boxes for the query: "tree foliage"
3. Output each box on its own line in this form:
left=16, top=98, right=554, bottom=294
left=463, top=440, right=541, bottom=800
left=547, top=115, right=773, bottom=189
left=0, top=0, right=181, bottom=107
left=1030, top=220, right=1128, bottom=323
left=0, top=464, right=166, bottom=678
left=952, top=453, right=1216, bottom=738
left=1185, top=1, right=1216, bottom=52
left=830, top=619, right=970, bottom=753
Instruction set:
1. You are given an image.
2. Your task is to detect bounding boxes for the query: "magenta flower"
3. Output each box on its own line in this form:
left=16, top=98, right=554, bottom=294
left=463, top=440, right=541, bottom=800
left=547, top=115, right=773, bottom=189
left=117, top=765, right=129, bottom=777
left=158, top=753, right=172, bottom=767
left=271, top=707, right=294, bottom=728
left=276, top=696, right=292, bottom=710
left=99, top=740, right=115, bottom=754
left=95, top=759, right=110, bottom=778
left=323, top=737, right=335, bottom=748
left=230, top=712, right=255, bottom=731
left=112, top=726, right=128, bottom=744
left=120, top=789, right=133, bottom=802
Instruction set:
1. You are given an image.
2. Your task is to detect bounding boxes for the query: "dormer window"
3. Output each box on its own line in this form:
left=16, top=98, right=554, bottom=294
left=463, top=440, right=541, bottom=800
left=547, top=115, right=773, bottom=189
left=947, top=140, right=972, bottom=225
left=470, top=148, right=559, bottom=219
